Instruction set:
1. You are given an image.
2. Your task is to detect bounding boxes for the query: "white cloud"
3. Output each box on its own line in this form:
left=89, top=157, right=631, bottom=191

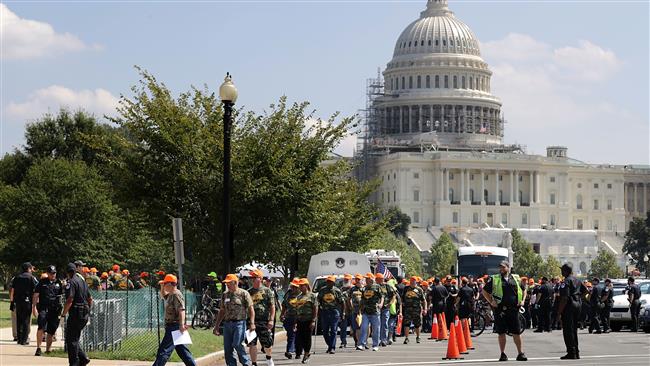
left=482, top=33, right=644, bottom=164
left=6, top=85, right=119, bottom=122
left=0, top=4, right=99, bottom=60
left=334, top=132, right=357, bottom=157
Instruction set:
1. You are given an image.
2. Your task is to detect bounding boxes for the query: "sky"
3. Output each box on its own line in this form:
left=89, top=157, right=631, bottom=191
left=1, top=0, right=649, bottom=165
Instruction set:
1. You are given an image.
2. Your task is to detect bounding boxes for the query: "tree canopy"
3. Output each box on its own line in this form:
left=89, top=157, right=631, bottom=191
left=623, top=213, right=650, bottom=277
left=428, top=232, right=456, bottom=277
left=589, top=250, right=623, bottom=279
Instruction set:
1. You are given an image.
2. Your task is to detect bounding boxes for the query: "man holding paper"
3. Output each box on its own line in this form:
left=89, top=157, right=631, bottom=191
left=152, top=274, right=197, bottom=366
left=214, top=274, right=255, bottom=366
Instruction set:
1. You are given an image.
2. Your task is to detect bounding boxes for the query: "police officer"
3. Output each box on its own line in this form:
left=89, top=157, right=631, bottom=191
left=556, top=263, right=587, bottom=360
left=32, top=265, right=64, bottom=356
left=626, top=277, right=641, bottom=332
left=601, top=279, right=614, bottom=333
left=429, top=277, right=448, bottom=323
left=247, top=270, right=276, bottom=366
left=443, top=276, right=458, bottom=330
left=456, top=277, right=475, bottom=322
left=588, top=278, right=603, bottom=333
left=61, top=263, right=93, bottom=366
left=12, top=262, right=38, bottom=345
left=317, top=275, right=344, bottom=353
left=534, top=277, right=553, bottom=332
left=401, top=276, right=426, bottom=344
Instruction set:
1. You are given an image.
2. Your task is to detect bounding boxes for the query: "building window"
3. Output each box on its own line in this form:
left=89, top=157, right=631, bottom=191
left=502, top=213, right=508, bottom=225
left=499, top=190, right=503, bottom=203
left=413, top=190, right=420, bottom=202
left=453, top=75, right=458, bottom=88
left=435, top=75, right=440, bottom=88
left=449, top=173, right=454, bottom=180
left=533, top=243, right=541, bottom=254
left=550, top=193, right=556, bottom=205
left=499, top=175, right=503, bottom=181
left=443, top=39, right=447, bottom=46
left=550, top=214, right=556, bottom=226
left=473, top=212, right=479, bottom=224
left=607, top=183, right=612, bottom=189
left=550, top=176, right=556, bottom=183
left=470, top=189, right=474, bottom=202
left=387, top=192, right=390, bottom=203
left=484, top=189, right=489, bottom=203
left=449, top=188, right=455, bottom=202
left=426, top=75, right=431, bottom=88
left=387, top=174, right=390, bottom=181
left=393, top=191, right=396, bottom=202
left=435, top=39, right=439, bottom=46
left=444, top=75, right=449, bottom=88
left=394, top=173, right=396, bottom=179
left=470, top=174, right=474, bottom=180
left=593, top=199, right=599, bottom=210
left=401, top=77, right=405, bottom=89
left=413, top=211, right=420, bottom=223
left=577, top=183, right=582, bottom=189
left=522, top=213, right=528, bottom=225
left=414, top=172, right=419, bottom=179
left=417, top=75, right=421, bottom=88
left=484, top=175, right=489, bottom=181
left=428, top=40, right=432, bottom=46
left=593, top=219, right=599, bottom=230
left=607, top=220, right=613, bottom=231
left=452, top=211, right=459, bottom=223
left=577, top=219, right=583, bottom=230
left=576, top=194, right=583, bottom=209
left=607, top=199, right=612, bottom=210
left=519, top=175, right=523, bottom=182
left=594, top=183, right=599, bottom=189
left=409, top=76, right=413, bottom=89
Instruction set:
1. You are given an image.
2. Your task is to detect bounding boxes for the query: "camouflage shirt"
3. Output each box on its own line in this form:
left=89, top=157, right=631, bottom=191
left=282, top=289, right=300, bottom=318
left=295, top=291, right=317, bottom=321
left=360, top=284, right=384, bottom=315
left=402, top=286, right=425, bottom=311
left=378, top=283, right=396, bottom=310
left=340, top=286, right=351, bottom=313
left=317, top=285, right=343, bottom=311
left=85, top=275, right=100, bottom=291
left=348, top=285, right=364, bottom=313
left=248, top=285, right=275, bottom=322
left=221, top=287, right=252, bottom=321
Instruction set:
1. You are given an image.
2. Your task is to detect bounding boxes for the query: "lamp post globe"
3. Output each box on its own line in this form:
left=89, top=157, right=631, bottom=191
left=220, top=72, right=237, bottom=275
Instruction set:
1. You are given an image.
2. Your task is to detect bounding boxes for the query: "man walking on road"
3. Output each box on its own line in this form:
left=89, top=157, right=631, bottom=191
left=61, top=263, right=93, bottom=366
left=317, top=275, right=343, bottom=354
left=33, top=265, right=64, bottom=356
left=248, top=269, right=276, bottom=366
left=12, top=262, right=38, bottom=345
left=375, top=273, right=396, bottom=347
left=214, top=274, right=255, bottom=366
left=358, top=273, right=384, bottom=351
left=557, top=263, right=587, bottom=360
left=482, top=261, right=528, bottom=362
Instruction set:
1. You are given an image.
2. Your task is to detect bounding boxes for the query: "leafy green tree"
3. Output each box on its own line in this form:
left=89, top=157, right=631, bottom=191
left=623, top=213, right=650, bottom=277
left=384, top=207, right=411, bottom=238
left=363, top=229, right=424, bottom=277
left=0, top=159, right=121, bottom=270
left=428, top=232, right=456, bottom=277
left=589, top=250, right=623, bottom=279
left=511, top=229, right=544, bottom=276
left=538, top=255, right=562, bottom=279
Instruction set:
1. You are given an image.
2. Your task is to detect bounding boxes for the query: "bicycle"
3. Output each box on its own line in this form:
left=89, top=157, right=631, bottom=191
left=191, top=288, right=221, bottom=330
left=469, top=299, right=493, bottom=337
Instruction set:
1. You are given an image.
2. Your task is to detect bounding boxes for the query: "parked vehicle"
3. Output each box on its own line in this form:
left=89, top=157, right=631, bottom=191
left=609, top=280, right=650, bottom=331
left=307, top=251, right=371, bottom=287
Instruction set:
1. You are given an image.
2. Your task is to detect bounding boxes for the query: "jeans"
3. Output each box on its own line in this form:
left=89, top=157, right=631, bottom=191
left=152, top=324, right=196, bottom=366
left=379, top=308, right=390, bottom=343
left=388, top=315, right=397, bottom=339
left=320, top=309, right=340, bottom=351
left=223, top=320, right=251, bottom=366
left=339, top=313, right=349, bottom=345
left=283, top=317, right=296, bottom=353
left=360, top=313, right=380, bottom=348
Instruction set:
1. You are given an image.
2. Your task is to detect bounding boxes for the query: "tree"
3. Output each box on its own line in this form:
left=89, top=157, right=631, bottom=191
left=623, top=213, right=650, bottom=277
left=511, top=229, right=544, bottom=276
left=0, top=159, right=121, bottom=270
left=589, top=250, right=623, bottom=279
left=363, top=229, right=424, bottom=277
left=428, top=232, right=456, bottom=277
left=538, top=255, right=562, bottom=279
left=384, top=207, right=411, bottom=238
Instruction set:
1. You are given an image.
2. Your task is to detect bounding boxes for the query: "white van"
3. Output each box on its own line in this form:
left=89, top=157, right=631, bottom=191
left=307, top=251, right=371, bottom=289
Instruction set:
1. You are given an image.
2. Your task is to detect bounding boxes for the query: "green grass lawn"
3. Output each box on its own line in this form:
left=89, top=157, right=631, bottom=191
left=0, top=291, right=38, bottom=329
left=46, top=329, right=223, bottom=362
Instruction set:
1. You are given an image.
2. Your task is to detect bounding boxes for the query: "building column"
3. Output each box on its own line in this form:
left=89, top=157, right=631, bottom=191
left=480, top=170, right=486, bottom=204
left=510, top=170, right=514, bottom=204
left=466, top=169, right=471, bottom=202
left=399, top=106, right=403, bottom=134
left=634, top=183, right=638, bottom=213
left=444, top=168, right=450, bottom=201
left=535, top=172, right=540, bottom=203
left=529, top=171, right=534, bottom=205
left=460, top=169, right=465, bottom=202
left=644, top=183, right=647, bottom=214
left=439, top=168, right=444, bottom=202
left=419, top=105, right=423, bottom=133
left=514, top=170, right=519, bottom=203
left=495, top=169, right=500, bottom=206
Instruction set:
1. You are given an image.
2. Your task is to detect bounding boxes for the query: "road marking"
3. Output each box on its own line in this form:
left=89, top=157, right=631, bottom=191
left=339, top=354, right=650, bottom=366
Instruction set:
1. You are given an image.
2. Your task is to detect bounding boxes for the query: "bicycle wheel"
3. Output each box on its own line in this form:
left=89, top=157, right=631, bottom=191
left=470, top=312, right=486, bottom=337
left=518, top=313, right=526, bottom=334
left=192, top=309, right=213, bottom=330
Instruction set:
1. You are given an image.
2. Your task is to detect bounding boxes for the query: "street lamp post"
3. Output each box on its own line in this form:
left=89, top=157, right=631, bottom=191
left=219, top=73, right=238, bottom=275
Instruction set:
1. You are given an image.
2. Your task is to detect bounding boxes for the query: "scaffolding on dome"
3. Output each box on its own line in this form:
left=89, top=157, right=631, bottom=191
left=354, top=68, right=385, bottom=186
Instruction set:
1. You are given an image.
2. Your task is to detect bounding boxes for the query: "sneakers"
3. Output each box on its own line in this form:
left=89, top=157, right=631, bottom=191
left=372, top=347, right=379, bottom=351
left=266, top=357, right=274, bottom=366
left=379, top=341, right=386, bottom=347
left=499, top=353, right=508, bottom=362
left=301, top=354, right=310, bottom=364
left=35, top=348, right=42, bottom=356
left=416, top=337, right=421, bottom=344
left=339, top=343, right=346, bottom=348
left=516, top=353, right=528, bottom=361
left=356, top=345, right=364, bottom=351
left=284, top=352, right=292, bottom=359
left=560, top=354, right=578, bottom=360
left=387, top=340, right=393, bottom=345
left=403, top=338, right=409, bottom=344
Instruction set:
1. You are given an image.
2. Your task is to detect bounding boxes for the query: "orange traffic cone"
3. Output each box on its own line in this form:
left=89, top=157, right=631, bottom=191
left=430, top=313, right=439, bottom=340
left=396, top=314, right=403, bottom=336
left=437, top=313, right=448, bottom=340
left=463, top=318, right=474, bottom=350
left=442, top=321, right=463, bottom=360
left=455, top=316, right=468, bottom=354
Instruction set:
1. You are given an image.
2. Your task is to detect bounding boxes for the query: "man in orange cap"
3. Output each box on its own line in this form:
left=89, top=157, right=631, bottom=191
left=100, top=272, right=110, bottom=290
left=358, top=273, right=384, bottom=351
left=318, top=275, right=344, bottom=354
left=401, top=276, right=426, bottom=344
left=346, top=275, right=364, bottom=348
left=152, top=274, right=196, bottom=366
left=85, top=268, right=100, bottom=291
left=339, top=274, right=354, bottom=348
left=280, top=278, right=300, bottom=359
left=375, top=273, right=396, bottom=347
left=213, top=274, right=254, bottom=366
left=246, top=269, right=276, bottom=366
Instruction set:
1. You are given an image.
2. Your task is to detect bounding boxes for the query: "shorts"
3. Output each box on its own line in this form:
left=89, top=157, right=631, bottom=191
left=494, top=307, right=522, bottom=335
left=458, top=306, right=472, bottom=320
left=37, top=308, right=61, bottom=334
left=248, top=322, right=274, bottom=348
left=404, top=311, right=422, bottom=328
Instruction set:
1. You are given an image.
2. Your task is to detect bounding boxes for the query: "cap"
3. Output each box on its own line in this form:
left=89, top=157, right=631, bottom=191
left=90, top=267, right=98, bottom=273
left=207, top=272, right=217, bottom=278
left=249, top=270, right=264, bottom=278
left=290, top=278, right=300, bottom=287
left=298, top=278, right=310, bottom=286
left=354, top=274, right=363, bottom=280
left=66, top=263, right=77, bottom=273
left=222, top=274, right=239, bottom=283
left=157, top=270, right=165, bottom=276
left=326, top=275, right=336, bottom=282
left=375, top=273, right=384, bottom=279
left=401, top=279, right=408, bottom=284
left=499, top=260, right=510, bottom=268
left=101, top=272, right=109, bottom=279
left=410, top=276, right=418, bottom=282
left=112, top=264, right=120, bottom=271
left=46, top=265, right=56, bottom=273
left=364, top=272, right=374, bottom=279
left=344, top=274, right=353, bottom=280
left=140, top=272, right=149, bottom=277
left=82, top=267, right=90, bottom=273
left=21, top=262, right=33, bottom=271
left=122, top=269, right=130, bottom=275
left=74, top=260, right=86, bottom=266
left=420, top=281, right=429, bottom=287
left=159, top=274, right=178, bottom=284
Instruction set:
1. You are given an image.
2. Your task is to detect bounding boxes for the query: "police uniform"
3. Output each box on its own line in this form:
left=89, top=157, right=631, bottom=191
left=12, top=265, right=38, bottom=345
left=248, top=285, right=275, bottom=349
left=457, top=284, right=475, bottom=320
left=35, top=275, right=64, bottom=336
left=601, top=282, right=614, bottom=332
left=588, top=281, right=603, bottom=333
left=626, top=282, right=641, bottom=332
left=429, top=283, right=448, bottom=315
left=535, top=281, right=553, bottom=332
left=558, top=274, right=587, bottom=359
left=444, top=282, right=458, bottom=329
left=484, top=273, right=524, bottom=336
left=317, top=283, right=343, bottom=352
left=64, top=264, right=92, bottom=366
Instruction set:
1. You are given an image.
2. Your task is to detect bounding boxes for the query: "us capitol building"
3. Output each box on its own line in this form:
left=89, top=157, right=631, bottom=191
left=356, top=0, right=650, bottom=274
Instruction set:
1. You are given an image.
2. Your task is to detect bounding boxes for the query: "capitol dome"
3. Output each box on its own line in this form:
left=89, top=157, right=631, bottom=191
left=393, top=0, right=481, bottom=58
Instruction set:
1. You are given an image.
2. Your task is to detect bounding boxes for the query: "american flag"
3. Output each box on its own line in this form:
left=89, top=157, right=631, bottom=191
left=376, top=259, right=394, bottom=280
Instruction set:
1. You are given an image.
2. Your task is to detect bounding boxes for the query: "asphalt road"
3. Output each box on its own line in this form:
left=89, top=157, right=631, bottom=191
left=215, top=328, right=650, bottom=366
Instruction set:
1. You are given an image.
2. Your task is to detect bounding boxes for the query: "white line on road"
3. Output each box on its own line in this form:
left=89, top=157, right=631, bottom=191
left=339, top=354, right=650, bottom=366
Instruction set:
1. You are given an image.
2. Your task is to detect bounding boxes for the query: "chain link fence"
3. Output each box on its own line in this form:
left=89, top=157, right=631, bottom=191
left=66, top=286, right=200, bottom=360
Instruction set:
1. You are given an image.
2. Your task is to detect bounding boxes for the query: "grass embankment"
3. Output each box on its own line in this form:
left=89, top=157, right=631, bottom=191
left=45, top=329, right=223, bottom=362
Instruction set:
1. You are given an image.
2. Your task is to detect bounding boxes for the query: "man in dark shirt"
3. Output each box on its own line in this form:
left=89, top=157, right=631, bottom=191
left=588, top=278, right=603, bottom=333
left=61, top=263, right=93, bottom=366
left=534, top=277, right=553, bottom=332
left=429, top=277, right=448, bottom=317
left=12, top=262, right=38, bottom=345
left=456, top=277, right=475, bottom=320
left=32, top=265, right=64, bottom=356
left=557, top=263, right=587, bottom=360
left=626, top=277, right=641, bottom=332
left=600, top=279, right=614, bottom=333
left=482, top=261, right=527, bottom=362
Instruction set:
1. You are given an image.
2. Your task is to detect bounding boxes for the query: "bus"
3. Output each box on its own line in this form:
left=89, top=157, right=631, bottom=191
left=457, top=246, right=509, bottom=277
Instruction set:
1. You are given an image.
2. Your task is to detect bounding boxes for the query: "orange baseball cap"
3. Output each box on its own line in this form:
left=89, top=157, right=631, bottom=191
left=344, top=274, right=353, bottom=280
left=90, top=267, right=98, bottom=273
left=290, top=278, right=300, bottom=287
left=364, top=272, right=374, bottom=279
left=112, top=264, right=120, bottom=271
left=222, top=274, right=239, bottom=283
left=82, top=267, right=90, bottom=273
left=410, top=276, right=418, bottom=282
left=101, top=272, right=108, bottom=279
left=159, top=274, right=177, bottom=284
left=122, top=269, right=130, bottom=275
left=157, top=270, right=166, bottom=276
left=375, top=273, right=384, bottom=279
left=401, top=279, right=409, bottom=284
left=326, top=275, right=336, bottom=282
left=249, top=270, right=264, bottom=278
left=420, top=281, right=429, bottom=287
left=298, top=278, right=310, bottom=286
left=354, top=273, right=363, bottom=280
left=140, top=272, right=149, bottom=277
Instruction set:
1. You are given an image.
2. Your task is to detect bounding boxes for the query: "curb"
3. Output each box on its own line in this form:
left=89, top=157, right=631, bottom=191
left=195, top=330, right=287, bottom=366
